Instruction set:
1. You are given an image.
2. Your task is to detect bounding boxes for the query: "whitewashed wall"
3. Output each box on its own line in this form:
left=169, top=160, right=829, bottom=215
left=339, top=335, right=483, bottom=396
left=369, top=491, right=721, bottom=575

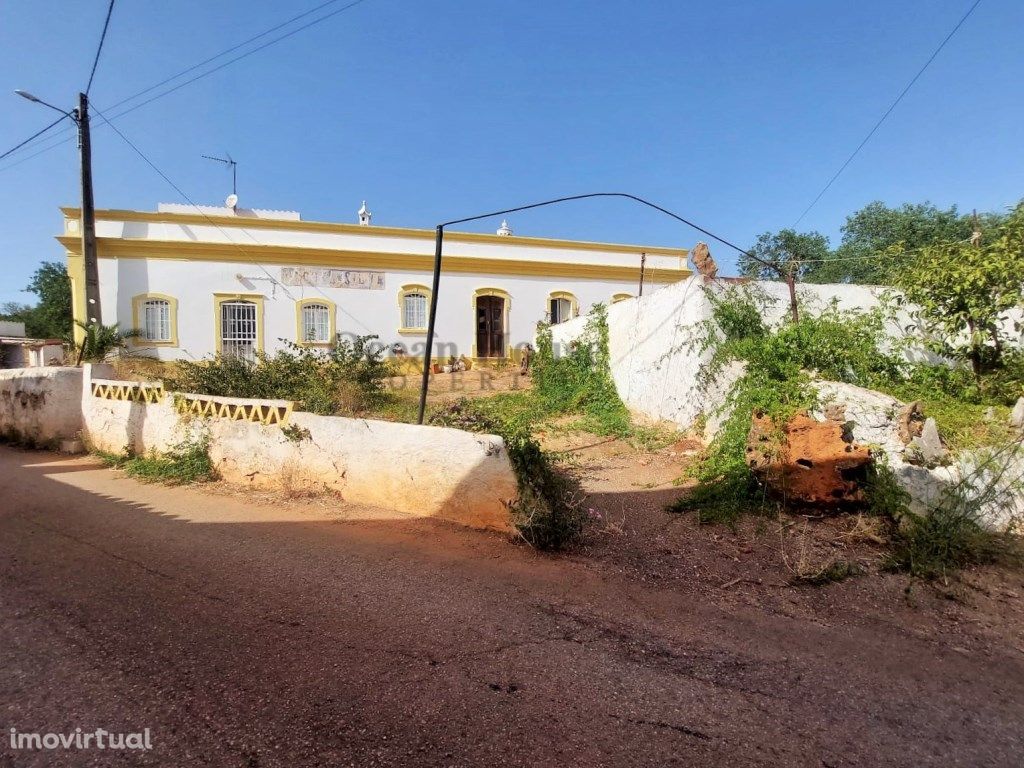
left=550, top=276, right=924, bottom=431
left=0, top=367, right=85, bottom=445
left=80, top=366, right=518, bottom=531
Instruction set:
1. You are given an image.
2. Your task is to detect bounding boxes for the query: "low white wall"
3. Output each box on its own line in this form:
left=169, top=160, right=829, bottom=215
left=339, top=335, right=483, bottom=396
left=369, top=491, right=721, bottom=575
left=80, top=365, right=518, bottom=531
left=0, top=367, right=85, bottom=446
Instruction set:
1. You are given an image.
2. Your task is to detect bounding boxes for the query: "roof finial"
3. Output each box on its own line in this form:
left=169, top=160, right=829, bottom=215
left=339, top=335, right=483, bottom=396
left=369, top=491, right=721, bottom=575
left=496, top=219, right=512, bottom=236
left=358, top=200, right=372, bottom=226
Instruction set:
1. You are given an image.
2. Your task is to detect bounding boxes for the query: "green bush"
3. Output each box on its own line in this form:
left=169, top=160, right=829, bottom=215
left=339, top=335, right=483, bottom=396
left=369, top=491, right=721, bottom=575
left=430, top=397, right=586, bottom=550
left=166, top=336, right=393, bottom=416
left=532, top=303, right=632, bottom=436
left=96, top=436, right=216, bottom=485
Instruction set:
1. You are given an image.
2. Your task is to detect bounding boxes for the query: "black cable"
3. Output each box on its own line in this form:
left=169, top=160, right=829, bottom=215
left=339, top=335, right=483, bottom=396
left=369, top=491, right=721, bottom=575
left=103, top=0, right=371, bottom=124
left=104, top=0, right=365, bottom=114
left=792, top=0, right=983, bottom=226
left=441, top=192, right=768, bottom=265
left=85, top=0, right=116, bottom=96
left=0, top=0, right=371, bottom=171
left=0, top=114, right=70, bottom=162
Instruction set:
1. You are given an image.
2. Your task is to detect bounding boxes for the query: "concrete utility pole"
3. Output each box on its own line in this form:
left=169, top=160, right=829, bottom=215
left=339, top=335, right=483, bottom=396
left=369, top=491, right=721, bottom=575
left=77, top=92, right=102, bottom=326
left=15, top=88, right=102, bottom=329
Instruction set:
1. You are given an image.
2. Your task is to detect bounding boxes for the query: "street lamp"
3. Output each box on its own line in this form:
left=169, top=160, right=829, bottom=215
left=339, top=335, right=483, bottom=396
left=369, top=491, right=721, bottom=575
left=415, top=192, right=767, bottom=424
left=15, top=89, right=102, bottom=330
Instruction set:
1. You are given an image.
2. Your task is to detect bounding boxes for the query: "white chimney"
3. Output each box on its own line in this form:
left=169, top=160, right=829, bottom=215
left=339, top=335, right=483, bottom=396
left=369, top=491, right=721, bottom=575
left=358, top=201, right=372, bottom=226
left=496, top=219, right=512, bottom=236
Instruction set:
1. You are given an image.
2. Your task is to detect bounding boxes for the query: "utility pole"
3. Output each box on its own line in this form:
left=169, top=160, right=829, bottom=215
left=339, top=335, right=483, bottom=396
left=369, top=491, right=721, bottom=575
left=77, top=92, right=102, bottom=326
left=638, top=252, right=647, bottom=297
left=785, top=258, right=799, bottom=323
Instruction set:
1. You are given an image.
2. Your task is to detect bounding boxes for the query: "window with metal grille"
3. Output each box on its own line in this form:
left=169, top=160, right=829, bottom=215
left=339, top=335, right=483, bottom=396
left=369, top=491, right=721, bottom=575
left=142, top=299, right=171, bottom=341
left=220, top=301, right=258, bottom=360
left=301, top=303, right=330, bottom=342
left=403, top=293, right=427, bottom=330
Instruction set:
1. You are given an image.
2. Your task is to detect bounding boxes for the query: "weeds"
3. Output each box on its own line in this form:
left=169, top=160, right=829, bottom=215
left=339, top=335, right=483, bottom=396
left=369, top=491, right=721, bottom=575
left=95, top=436, right=216, bottom=486
left=430, top=398, right=586, bottom=550
left=533, top=303, right=633, bottom=437
left=166, top=336, right=394, bottom=417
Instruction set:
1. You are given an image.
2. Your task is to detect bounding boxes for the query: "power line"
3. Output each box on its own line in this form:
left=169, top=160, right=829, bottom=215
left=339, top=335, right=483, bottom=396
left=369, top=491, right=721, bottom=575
left=104, top=0, right=365, bottom=114
left=0, top=115, right=69, bottom=162
left=792, top=0, right=983, bottom=227
left=0, top=0, right=370, bottom=172
left=85, top=0, right=117, bottom=96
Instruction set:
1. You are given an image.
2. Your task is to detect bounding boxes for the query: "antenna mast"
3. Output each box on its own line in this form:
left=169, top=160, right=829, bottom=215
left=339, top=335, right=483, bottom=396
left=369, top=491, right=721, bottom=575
left=202, top=153, right=237, bottom=196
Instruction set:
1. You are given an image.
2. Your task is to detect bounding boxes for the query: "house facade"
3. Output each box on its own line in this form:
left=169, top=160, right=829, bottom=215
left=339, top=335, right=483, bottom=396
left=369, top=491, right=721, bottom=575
left=58, top=203, right=690, bottom=363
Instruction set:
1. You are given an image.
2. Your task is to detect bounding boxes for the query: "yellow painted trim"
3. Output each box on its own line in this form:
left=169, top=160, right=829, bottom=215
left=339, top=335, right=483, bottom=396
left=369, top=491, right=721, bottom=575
left=611, top=292, right=633, bottom=303
left=130, top=292, right=179, bottom=347
left=294, top=297, right=336, bottom=344
left=546, top=290, right=580, bottom=324
left=57, top=236, right=689, bottom=284
left=61, top=207, right=688, bottom=258
left=471, top=287, right=512, bottom=359
left=65, top=252, right=87, bottom=344
left=397, top=283, right=431, bottom=334
left=213, top=292, right=265, bottom=357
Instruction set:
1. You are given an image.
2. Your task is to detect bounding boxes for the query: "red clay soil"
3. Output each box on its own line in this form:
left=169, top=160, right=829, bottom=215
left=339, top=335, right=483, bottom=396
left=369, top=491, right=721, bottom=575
left=1, top=444, right=1023, bottom=767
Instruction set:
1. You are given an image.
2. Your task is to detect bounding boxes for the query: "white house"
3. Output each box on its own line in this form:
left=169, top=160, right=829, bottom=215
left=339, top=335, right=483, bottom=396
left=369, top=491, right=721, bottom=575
left=58, top=202, right=690, bottom=363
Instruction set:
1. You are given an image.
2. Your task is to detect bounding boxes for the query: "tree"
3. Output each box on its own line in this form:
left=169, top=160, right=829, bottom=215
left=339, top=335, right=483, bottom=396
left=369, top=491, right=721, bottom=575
left=25, top=262, right=72, bottom=338
left=890, top=202, right=1024, bottom=377
left=739, top=229, right=832, bottom=280
left=816, top=202, right=980, bottom=284
left=0, top=263, right=72, bottom=339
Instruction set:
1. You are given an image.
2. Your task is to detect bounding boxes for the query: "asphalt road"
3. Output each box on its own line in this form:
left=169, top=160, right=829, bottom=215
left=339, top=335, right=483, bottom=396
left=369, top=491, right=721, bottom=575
left=1, top=446, right=1022, bottom=767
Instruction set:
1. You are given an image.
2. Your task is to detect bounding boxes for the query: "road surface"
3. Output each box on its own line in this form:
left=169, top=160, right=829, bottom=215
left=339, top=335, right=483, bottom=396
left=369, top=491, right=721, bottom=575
left=1, top=446, right=1022, bottom=766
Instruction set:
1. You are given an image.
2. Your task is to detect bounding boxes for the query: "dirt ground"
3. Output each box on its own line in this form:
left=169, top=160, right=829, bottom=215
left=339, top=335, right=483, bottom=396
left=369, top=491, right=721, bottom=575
left=3, top=442, right=1024, bottom=766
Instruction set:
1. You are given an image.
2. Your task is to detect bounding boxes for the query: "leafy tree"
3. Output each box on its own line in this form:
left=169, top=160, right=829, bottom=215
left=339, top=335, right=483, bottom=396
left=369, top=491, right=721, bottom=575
left=25, top=262, right=72, bottom=338
left=819, top=202, right=979, bottom=284
left=0, top=302, right=34, bottom=328
left=889, top=203, right=1024, bottom=377
left=739, top=229, right=832, bottom=280
left=0, top=263, right=73, bottom=338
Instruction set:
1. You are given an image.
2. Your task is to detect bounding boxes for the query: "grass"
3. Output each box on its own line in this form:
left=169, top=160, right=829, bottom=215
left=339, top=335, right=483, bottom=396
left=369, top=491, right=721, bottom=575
left=94, top=437, right=216, bottom=485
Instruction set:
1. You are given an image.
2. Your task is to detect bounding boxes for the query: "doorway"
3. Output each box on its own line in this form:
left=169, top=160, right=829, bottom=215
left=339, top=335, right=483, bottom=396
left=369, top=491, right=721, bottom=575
left=475, top=295, right=506, bottom=358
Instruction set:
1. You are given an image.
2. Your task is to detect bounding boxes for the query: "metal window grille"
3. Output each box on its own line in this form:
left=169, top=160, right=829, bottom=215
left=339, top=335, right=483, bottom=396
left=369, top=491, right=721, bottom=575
left=221, top=301, right=257, bottom=360
left=142, top=299, right=171, bottom=341
left=403, top=293, right=426, bottom=329
left=302, top=303, right=330, bottom=342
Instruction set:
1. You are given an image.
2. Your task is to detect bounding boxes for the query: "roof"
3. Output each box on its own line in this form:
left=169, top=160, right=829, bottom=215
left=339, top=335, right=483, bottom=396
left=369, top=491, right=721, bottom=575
left=60, top=206, right=689, bottom=259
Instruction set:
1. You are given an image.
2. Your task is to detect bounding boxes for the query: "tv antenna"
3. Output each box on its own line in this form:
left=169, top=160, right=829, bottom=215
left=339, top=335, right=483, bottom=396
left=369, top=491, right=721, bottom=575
left=202, top=152, right=238, bottom=207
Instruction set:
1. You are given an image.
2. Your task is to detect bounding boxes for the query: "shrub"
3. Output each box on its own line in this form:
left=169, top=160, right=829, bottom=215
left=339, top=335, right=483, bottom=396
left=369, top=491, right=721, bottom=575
left=96, top=436, right=216, bottom=485
left=430, top=397, right=586, bottom=550
left=532, top=303, right=632, bottom=436
left=166, top=335, right=393, bottom=416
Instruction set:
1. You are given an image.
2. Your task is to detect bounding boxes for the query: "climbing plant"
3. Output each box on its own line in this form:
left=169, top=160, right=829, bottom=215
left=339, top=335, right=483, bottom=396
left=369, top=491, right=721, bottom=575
left=532, top=303, right=632, bottom=435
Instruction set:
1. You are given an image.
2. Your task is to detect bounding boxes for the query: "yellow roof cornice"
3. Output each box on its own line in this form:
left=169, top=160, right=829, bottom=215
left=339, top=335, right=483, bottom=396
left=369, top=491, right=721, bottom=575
left=60, top=207, right=688, bottom=258
left=56, top=235, right=689, bottom=284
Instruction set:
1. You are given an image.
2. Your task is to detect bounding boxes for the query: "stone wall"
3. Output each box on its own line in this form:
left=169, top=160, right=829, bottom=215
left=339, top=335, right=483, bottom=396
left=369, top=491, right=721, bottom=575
left=0, top=367, right=86, bottom=446
left=80, top=365, right=517, bottom=531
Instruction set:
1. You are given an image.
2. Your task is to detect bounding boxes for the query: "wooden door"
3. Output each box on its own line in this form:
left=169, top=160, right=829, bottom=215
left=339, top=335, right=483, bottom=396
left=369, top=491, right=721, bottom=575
left=476, top=295, right=505, bottom=358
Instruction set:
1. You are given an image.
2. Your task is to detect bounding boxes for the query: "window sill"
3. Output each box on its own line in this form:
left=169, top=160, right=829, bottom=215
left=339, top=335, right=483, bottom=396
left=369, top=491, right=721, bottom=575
left=398, top=328, right=428, bottom=336
left=131, top=340, right=178, bottom=348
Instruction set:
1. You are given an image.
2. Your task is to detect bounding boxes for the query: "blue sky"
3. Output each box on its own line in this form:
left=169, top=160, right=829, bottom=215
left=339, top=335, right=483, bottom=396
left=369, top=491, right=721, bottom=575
left=1, top=0, right=1021, bottom=306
